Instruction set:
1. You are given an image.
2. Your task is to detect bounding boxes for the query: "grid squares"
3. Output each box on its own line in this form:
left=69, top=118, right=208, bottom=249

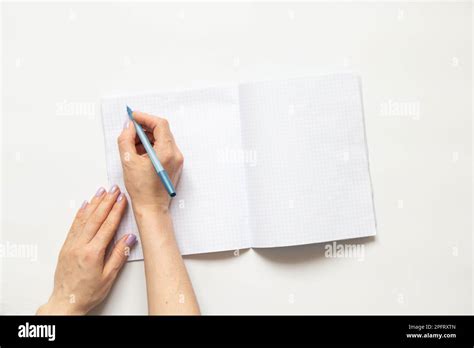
left=101, top=74, right=376, bottom=260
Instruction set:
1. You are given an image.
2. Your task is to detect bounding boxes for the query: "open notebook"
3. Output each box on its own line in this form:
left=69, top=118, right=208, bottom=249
left=101, top=73, right=376, bottom=260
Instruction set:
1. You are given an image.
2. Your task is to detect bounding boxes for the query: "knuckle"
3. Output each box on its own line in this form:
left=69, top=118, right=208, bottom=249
left=91, top=242, right=107, bottom=256
left=104, top=193, right=116, bottom=203
left=72, top=212, right=87, bottom=229
left=70, top=247, right=95, bottom=265
left=110, top=250, right=127, bottom=270
left=101, top=218, right=115, bottom=232
left=83, top=245, right=102, bottom=261
left=158, top=117, right=169, bottom=128
left=160, top=150, right=173, bottom=165
left=74, top=209, right=84, bottom=220
left=122, top=154, right=134, bottom=167
left=116, top=134, right=124, bottom=145
left=117, top=134, right=128, bottom=147
left=161, top=149, right=184, bottom=168
left=90, top=213, right=105, bottom=226
left=176, top=152, right=184, bottom=166
left=114, top=248, right=127, bottom=262
left=75, top=216, right=86, bottom=228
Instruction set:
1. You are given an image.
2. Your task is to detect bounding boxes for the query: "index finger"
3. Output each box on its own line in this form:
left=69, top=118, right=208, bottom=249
left=91, top=192, right=128, bottom=250
left=132, top=111, right=172, bottom=142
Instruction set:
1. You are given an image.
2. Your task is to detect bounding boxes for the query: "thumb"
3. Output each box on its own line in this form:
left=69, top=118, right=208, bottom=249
left=103, top=234, right=137, bottom=278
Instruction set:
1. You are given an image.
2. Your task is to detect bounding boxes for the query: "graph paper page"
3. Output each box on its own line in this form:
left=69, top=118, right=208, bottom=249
left=239, top=74, right=377, bottom=247
left=101, top=86, right=251, bottom=260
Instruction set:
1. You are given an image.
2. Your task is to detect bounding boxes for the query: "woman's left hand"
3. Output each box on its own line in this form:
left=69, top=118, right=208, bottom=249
left=37, top=185, right=137, bottom=315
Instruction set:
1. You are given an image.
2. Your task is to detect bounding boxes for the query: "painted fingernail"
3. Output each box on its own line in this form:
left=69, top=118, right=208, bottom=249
left=109, top=185, right=119, bottom=194
left=125, top=234, right=137, bottom=246
left=123, top=120, right=129, bottom=129
left=95, top=187, right=105, bottom=197
left=116, top=193, right=124, bottom=202
left=80, top=200, right=88, bottom=209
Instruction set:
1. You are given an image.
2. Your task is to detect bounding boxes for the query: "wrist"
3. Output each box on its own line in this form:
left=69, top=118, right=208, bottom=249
left=132, top=203, right=177, bottom=245
left=132, top=203, right=171, bottom=221
left=37, top=296, right=86, bottom=315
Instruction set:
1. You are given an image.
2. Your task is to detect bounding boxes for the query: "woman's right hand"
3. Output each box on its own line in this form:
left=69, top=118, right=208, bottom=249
left=117, top=111, right=184, bottom=213
left=117, top=112, right=200, bottom=315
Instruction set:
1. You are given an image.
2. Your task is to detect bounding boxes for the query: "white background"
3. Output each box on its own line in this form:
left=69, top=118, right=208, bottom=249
left=1, top=1, right=472, bottom=314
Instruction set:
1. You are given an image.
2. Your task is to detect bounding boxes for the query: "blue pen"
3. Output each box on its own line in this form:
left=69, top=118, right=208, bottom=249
left=126, top=106, right=176, bottom=197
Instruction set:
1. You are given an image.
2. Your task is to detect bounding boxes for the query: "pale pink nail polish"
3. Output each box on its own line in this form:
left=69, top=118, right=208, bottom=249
left=123, top=120, right=129, bottom=129
left=109, top=185, right=119, bottom=194
left=117, top=193, right=124, bottom=202
left=80, top=200, right=88, bottom=209
left=125, top=234, right=137, bottom=246
left=95, top=187, right=105, bottom=197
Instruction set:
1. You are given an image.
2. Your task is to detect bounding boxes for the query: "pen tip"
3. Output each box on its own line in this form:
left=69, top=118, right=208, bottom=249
left=126, top=106, right=133, bottom=120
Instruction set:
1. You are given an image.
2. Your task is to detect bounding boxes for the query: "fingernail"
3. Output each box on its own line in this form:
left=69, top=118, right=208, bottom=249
left=80, top=200, right=88, bottom=209
left=123, top=120, right=129, bottom=129
left=125, top=234, right=137, bottom=247
left=109, top=185, right=119, bottom=194
left=116, top=193, right=124, bottom=202
left=95, top=187, right=105, bottom=197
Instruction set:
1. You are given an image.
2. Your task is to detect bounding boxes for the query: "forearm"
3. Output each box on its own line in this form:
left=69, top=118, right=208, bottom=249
left=133, top=205, right=200, bottom=315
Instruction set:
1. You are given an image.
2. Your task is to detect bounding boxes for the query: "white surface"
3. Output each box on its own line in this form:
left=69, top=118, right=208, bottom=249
left=101, top=74, right=376, bottom=259
left=1, top=2, right=471, bottom=314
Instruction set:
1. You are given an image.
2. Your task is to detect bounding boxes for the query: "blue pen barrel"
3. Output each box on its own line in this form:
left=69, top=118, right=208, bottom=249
left=158, top=170, right=176, bottom=197
left=128, top=106, right=176, bottom=197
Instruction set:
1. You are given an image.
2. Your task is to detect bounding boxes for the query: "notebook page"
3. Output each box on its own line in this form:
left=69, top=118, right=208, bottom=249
left=101, top=86, right=251, bottom=259
left=239, top=74, right=376, bottom=248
